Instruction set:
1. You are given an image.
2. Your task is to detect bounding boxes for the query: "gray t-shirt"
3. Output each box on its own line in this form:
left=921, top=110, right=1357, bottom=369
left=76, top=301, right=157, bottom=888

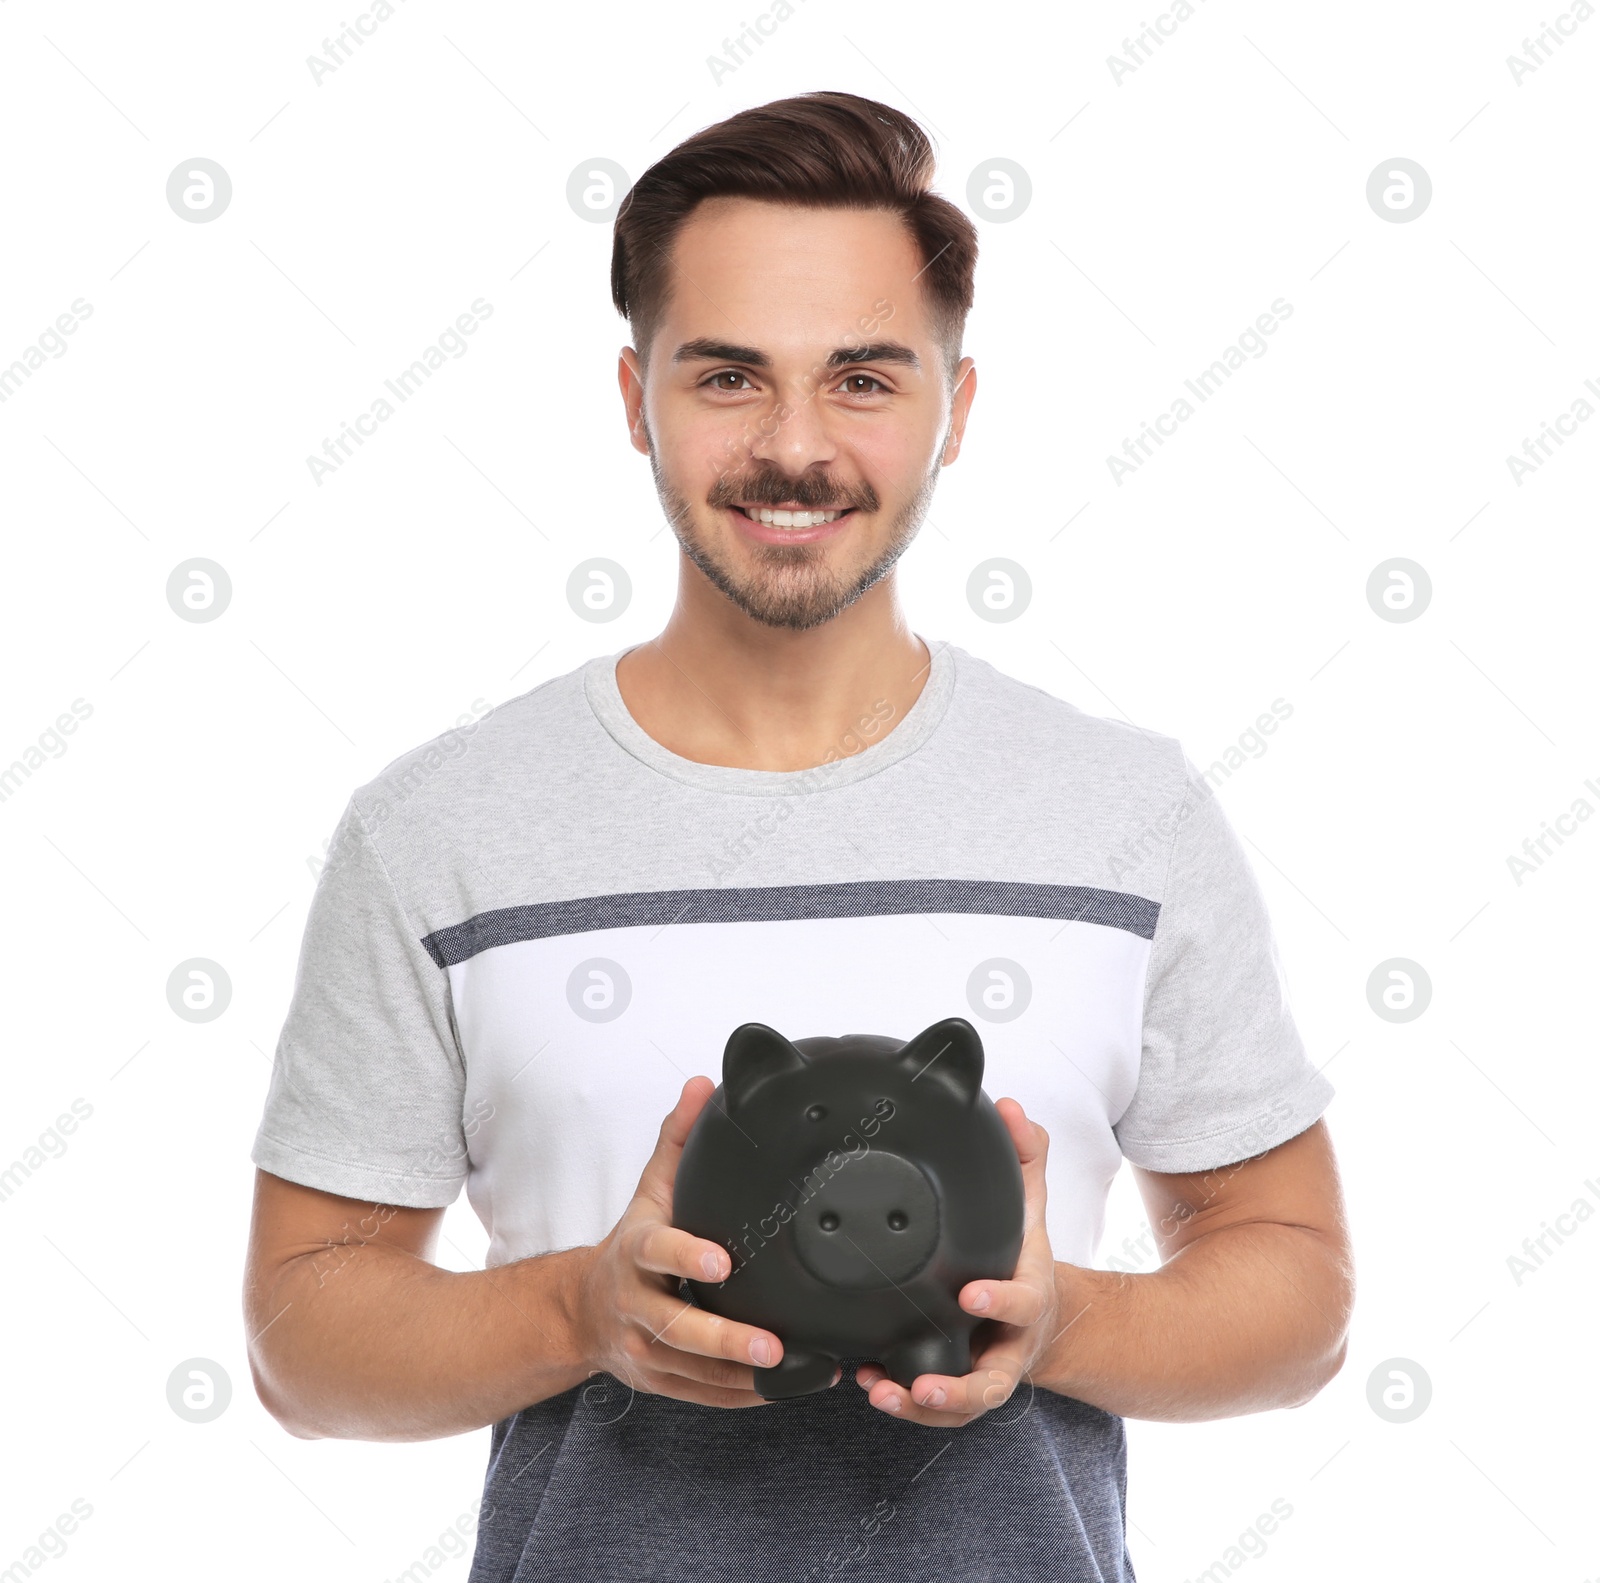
left=252, top=636, right=1333, bottom=1581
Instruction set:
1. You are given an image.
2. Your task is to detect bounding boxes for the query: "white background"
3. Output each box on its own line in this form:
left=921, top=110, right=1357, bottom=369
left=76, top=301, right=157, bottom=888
left=2, top=0, right=1596, bottom=1579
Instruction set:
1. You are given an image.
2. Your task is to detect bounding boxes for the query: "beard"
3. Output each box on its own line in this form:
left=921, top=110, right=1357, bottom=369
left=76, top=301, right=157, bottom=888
left=644, top=424, right=940, bottom=633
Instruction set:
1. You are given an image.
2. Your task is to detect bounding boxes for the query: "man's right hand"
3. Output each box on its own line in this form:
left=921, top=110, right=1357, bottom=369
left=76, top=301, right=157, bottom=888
left=567, top=1076, right=840, bottom=1408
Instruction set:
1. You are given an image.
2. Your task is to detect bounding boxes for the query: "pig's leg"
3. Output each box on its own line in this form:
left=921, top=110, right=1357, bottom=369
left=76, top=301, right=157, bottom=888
left=882, top=1331, right=972, bottom=1391
left=753, top=1349, right=837, bottom=1399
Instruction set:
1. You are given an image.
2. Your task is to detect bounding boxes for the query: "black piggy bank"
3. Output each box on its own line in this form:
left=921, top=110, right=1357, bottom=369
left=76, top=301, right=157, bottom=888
left=671, top=1015, right=1025, bottom=1400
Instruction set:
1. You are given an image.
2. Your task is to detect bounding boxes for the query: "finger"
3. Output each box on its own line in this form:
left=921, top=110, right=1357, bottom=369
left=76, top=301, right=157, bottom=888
left=639, top=1337, right=771, bottom=1400
left=634, top=1219, right=733, bottom=1284
left=608, top=1355, right=778, bottom=1410
left=858, top=1368, right=992, bottom=1427
left=604, top=1310, right=776, bottom=1407
left=850, top=1361, right=973, bottom=1424
left=995, top=1099, right=1052, bottom=1250
left=958, top=1273, right=1053, bottom=1328
left=863, top=1351, right=1028, bottom=1422
left=856, top=1335, right=1027, bottom=1419
left=635, top=1076, right=717, bottom=1213
left=630, top=1353, right=842, bottom=1409
left=994, top=1099, right=1047, bottom=1188
left=640, top=1288, right=784, bottom=1372
left=642, top=1336, right=843, bottom=1395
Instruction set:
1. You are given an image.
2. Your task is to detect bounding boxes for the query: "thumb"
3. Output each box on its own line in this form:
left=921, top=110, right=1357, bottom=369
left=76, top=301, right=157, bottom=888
left=635, top=1075, right=716, bottom=1215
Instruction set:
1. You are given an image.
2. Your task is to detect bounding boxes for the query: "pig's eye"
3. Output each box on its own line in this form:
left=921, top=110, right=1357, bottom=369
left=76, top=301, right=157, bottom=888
left=806, top=1104, right=827, bottom=1122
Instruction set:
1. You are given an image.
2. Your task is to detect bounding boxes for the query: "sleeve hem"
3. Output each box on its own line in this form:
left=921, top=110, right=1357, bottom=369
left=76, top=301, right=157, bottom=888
left=1117, top=1072, right=1335, bottom=1175
left=250, top=1133, right=465, bottom=1209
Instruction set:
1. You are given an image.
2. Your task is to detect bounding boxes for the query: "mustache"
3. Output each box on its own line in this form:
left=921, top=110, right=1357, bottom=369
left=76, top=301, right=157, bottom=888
left=709, top=474, right=879, bottom=513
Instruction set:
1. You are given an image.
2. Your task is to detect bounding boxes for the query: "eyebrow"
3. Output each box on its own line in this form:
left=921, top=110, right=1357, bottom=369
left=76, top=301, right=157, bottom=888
left=672, top=337, right=921, bottom=373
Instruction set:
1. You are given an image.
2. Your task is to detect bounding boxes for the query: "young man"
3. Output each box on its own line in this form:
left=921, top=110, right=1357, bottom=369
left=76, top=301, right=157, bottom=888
left=245, top=91, right=1352, bottom=1581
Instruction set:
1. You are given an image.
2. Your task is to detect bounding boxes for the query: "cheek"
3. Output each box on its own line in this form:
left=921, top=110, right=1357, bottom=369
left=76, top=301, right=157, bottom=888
left=659, top=406, right=773, bottom=491
left=849, top=410, right=946, bottom=496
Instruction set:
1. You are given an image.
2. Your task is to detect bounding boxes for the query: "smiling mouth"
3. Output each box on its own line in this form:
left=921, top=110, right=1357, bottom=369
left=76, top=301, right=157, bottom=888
left=732, top=504, right=856, bottom=528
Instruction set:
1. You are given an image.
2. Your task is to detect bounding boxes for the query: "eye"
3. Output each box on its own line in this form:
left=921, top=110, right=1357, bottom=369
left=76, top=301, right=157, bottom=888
left=806, top=1104, right=827, bottom=1122
left=702, top=369, right=755, bottom=392
left=837, top=373, right=888, bottom=397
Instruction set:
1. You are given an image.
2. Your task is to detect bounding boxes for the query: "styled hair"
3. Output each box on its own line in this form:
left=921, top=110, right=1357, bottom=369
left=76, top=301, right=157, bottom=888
left=610, top=90, right=977, bottom=384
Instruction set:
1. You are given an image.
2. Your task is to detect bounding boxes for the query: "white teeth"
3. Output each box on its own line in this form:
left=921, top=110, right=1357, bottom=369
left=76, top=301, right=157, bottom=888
left=740, top=507, right=843, bottom=527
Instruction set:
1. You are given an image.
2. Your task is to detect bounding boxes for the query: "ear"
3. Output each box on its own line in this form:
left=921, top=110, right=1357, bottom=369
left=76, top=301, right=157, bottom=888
left=723, top=1022, right=807, bottom=1110
left=896, top=1016, right=984, bottom=1104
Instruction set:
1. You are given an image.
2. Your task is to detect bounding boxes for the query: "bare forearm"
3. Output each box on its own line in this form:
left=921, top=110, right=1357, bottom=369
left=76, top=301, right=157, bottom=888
left=247, top=1243, right=594, bottom=1442
left=1035, top=1225, right=1353, bottom=1421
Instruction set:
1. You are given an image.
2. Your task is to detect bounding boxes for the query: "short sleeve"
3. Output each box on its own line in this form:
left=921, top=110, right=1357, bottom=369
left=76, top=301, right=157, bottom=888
left=1113, top=753, right=1335, bottom=1173
left=250, top=796, right=468, bottom=1208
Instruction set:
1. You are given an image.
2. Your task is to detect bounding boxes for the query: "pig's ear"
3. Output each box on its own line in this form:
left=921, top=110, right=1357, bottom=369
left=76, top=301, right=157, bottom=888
left=896, top=1017, right=984, bottom=1105
left=724, top=1022, right=808, bottom=1110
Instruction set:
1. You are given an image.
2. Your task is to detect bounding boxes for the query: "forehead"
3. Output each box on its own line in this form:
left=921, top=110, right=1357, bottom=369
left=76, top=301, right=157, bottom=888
left=658, top=196, right=932, bottom=352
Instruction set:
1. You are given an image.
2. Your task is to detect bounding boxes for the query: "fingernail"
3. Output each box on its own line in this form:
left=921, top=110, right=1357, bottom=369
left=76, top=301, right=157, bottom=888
left=969, top=1289, right=991, bottom=1311
left=701, top=1250, right=723, bottom=1280
left=919, top=1387, right=946, bottom=1407
left=750, top=1337, right=772, bottom=1366
left=883, top=1393, right=902, bottom=1412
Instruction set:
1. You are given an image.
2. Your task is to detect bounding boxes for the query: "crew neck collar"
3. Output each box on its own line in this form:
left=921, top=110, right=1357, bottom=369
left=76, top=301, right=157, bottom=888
left=583, top=637, right=957, bottom=797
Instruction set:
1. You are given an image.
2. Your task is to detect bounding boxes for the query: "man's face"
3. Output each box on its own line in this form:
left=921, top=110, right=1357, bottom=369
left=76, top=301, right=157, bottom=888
left=619, top=197, right=976, bottom=632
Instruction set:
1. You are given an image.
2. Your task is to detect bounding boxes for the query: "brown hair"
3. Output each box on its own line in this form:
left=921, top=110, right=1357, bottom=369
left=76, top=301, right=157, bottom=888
left=610, top=90, right=977, bottom=385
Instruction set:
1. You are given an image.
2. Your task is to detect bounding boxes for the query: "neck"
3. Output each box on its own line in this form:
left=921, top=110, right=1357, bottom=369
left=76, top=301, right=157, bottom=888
left=612, top=577, right=932, bottom=773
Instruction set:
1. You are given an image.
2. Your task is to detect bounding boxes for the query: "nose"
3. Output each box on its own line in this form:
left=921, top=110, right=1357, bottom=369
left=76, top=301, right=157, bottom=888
left=745, top=378, right=841, bottom=478
left=792, top=1150, right=939, bottom=1291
